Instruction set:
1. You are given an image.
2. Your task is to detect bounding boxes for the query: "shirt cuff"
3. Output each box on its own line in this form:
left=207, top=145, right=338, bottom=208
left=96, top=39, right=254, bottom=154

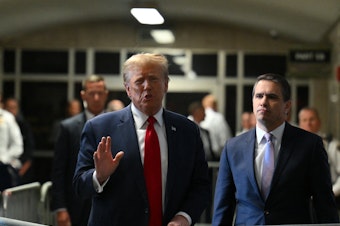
left=92, top=171, right=109, bottom=193
left=176, top=211, right=192, bottom=226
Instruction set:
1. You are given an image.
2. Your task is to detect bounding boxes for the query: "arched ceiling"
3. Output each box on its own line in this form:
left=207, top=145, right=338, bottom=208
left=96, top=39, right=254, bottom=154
left=0, top=0, right=339, bottom=43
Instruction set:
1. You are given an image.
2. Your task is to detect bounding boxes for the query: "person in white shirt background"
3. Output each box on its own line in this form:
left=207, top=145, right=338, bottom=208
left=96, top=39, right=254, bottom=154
left=0, top=91, right=23, bottom=191
left=200, top=94, right=233, bottom=159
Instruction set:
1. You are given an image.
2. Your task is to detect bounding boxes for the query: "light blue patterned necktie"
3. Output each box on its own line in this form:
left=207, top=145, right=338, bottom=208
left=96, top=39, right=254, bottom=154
left=261, top=133, right=274, bottom=199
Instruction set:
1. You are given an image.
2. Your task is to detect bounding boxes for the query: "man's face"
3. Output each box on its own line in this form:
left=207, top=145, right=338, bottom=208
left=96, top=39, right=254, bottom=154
left=298, top=109, right=320, bottom=134
left=252, top=80, right=290, bottom=131
left=125, top=63, right=168, bottom=116
left=4, top=99, right=19, bottom=116
left=81, top=81, right=108, bottom=115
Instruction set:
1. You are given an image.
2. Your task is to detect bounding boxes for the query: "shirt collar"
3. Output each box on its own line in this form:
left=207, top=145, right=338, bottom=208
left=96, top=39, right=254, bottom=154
left=85, top=109, right=105, bottom=121
left=131, top=103, right=164, bottom=129
left=256, top=122, right=285, bottom=144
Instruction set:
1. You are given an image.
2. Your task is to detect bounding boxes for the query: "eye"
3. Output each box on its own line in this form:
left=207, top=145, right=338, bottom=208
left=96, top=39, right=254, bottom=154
left=266, top=94, right=279, bottom=99
left=134, top=79, right=144, bottom=85
left=149, top=76, right=160, bottom=82
left=255, top=93, right=263, bottom=99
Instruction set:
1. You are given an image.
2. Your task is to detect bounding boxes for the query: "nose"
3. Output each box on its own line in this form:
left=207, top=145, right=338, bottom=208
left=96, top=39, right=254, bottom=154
left=143, top=79, right=151, bottom=89
left=260, top=95, right=268, bottom=105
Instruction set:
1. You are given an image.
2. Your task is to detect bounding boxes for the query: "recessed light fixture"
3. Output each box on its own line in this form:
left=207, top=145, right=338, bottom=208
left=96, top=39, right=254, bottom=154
left=150, top=29, right=175, bottom=44
left=130, top=8, right=164, bottom=25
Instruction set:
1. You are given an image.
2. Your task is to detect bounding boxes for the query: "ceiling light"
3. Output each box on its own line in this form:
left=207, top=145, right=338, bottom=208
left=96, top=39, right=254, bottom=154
left=130, top=8, right=164, bottom=25
left=150, top=29, right=175, bottom=44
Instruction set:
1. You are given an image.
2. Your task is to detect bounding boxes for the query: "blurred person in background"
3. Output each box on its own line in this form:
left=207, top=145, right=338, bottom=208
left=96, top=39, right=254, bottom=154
left=0, top=92, right=23, bottom=191
left=187, top=101, right=215, bottom=161
left=298, top=106, right=340, bottom=210
left=200, top=94, right=233, bottom=160
left=4, top=97, right=35, bottom=184
left=106, top=99, right=125, bottom=112
left=49, top=99, right=82, bottom=146
left=236, top=111, right=256, bottom=136
left=51, top=75, right=108, bottom=226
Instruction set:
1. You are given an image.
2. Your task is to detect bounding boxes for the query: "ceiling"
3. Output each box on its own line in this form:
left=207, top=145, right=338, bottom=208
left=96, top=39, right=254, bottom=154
left=0, top=0, right=339, bottom=43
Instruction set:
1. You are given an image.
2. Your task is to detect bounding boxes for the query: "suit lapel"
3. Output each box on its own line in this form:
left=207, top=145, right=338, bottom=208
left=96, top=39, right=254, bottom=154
left=118, top=106, right=148, bottom=203
left=162, top=111, right=178, bottom=211
left=242, top=130, right=262, bottom=197
left=270, top=123, right=296, bottom=191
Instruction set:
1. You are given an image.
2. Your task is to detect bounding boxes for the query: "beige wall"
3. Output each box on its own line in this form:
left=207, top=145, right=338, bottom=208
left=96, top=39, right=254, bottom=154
left=0, top=20, right=298, bottom=50
left=0, top=19, right=338, bottom=138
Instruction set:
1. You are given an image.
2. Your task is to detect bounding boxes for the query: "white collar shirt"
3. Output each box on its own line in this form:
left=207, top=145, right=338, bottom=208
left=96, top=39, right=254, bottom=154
left=254, top=122, right=285, bottom=189
left=131, top=103, right=168, bottom=209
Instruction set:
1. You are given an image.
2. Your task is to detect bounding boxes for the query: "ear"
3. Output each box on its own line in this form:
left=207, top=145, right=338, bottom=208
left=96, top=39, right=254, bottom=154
left=80, top=90, right=86, bottom=101
left=124, top=84, right=131, bottom=98
left=284, top=100, right=292, bottom=115
left=164, top=81, right=169, bottom=93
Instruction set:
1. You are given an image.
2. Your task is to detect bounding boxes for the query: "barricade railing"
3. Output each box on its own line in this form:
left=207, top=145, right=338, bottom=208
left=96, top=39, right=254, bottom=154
left=1, top=182, right=41, bottom=223
left=38, top=181, right=54, bottom=226
left=0, top=217, right=47, bottom=226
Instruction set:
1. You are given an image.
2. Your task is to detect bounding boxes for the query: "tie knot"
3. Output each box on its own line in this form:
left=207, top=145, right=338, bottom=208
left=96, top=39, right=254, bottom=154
left=147, top=116, right=156, bottom=125
left=264, top=133, right=272, bottom=142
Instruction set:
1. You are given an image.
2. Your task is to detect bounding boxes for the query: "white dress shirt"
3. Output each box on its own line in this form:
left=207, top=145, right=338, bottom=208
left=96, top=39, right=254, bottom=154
left=200, top=107, right=232, bottom=157
left=325, top=138, right=340, bottom=196
left=0, top=108, right=23, bottom=168
left=254, top=123, right=285, bottom=190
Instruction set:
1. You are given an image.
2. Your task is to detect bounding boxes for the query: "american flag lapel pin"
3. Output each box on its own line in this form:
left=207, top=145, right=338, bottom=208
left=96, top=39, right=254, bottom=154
left=171, top=126, right=176, bottom=132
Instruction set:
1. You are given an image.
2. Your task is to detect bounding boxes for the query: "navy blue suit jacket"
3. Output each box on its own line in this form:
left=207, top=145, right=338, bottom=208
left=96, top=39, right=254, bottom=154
left=73, top=105, right=210, bottom=226
left=51, top=112, right=92, bottom=225
left=213, top=122, right=339, bottom=225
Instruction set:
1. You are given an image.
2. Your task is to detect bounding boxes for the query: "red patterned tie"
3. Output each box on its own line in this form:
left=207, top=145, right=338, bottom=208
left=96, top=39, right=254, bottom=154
left=144, top=116, right=162, bottom=226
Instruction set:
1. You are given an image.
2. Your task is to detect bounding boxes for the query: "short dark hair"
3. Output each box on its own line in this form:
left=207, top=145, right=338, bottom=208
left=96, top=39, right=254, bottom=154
left=252, top=73, right=291, bottom=102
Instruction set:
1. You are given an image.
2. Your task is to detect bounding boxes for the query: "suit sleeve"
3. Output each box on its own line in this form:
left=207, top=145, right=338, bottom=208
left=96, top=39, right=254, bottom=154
left=311, top=136, right=339, bottom=223
left=51, top=122, right=71, bottom=210
left=212, top=144, right=236, bottom=226
left=73, top=121, right=97, bottom=198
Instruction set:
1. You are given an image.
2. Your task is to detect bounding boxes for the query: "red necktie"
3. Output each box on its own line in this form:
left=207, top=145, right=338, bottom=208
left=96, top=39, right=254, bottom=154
left=144, top=116, right=162, bottom=226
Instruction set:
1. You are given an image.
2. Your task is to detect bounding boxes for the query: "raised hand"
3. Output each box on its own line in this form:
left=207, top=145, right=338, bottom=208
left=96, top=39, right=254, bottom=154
left=93, top=136, right=124, bottom=184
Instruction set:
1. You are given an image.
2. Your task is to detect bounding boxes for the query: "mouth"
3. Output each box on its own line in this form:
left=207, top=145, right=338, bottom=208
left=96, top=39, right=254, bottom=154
left=257, top=108, right=268, bottom=114
left=144, top=93, right=152, bottom=101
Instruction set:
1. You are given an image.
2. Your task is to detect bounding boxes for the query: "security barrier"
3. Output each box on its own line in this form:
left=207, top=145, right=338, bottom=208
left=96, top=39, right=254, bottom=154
left=38, top=182, right=54, bottom=225
left=0, top=217, right=46, bottom=226
left=1, top=182, right=41, bottom=223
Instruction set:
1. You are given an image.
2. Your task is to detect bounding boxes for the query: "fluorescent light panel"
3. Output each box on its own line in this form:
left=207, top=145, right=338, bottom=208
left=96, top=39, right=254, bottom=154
left=150, top=29, right=175, bottom=44
left=130, top=8, right=164, bottom=25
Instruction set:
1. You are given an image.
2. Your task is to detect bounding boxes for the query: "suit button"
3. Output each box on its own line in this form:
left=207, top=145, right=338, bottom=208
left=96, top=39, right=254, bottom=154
left=144, top=208, right=149, bottom=214
left=264, top=210, right=270, bottom=215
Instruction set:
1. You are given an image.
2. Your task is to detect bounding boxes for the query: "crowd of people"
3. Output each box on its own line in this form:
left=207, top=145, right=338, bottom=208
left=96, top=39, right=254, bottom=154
left=0, top=52, right=339, bottom=225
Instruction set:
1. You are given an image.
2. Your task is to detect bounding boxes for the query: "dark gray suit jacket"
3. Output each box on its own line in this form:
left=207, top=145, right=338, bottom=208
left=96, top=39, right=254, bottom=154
left=51, top=112, right=91, bottom=225
left=213, top=122, right=339, bottom=225
left=73, top=105, right=210, bottom=226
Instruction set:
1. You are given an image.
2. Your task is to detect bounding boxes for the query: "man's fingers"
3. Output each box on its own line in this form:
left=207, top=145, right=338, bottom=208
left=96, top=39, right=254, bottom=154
left=105, top=136, right=111, bottom=152
left=114, top=151, right=124, bottom=162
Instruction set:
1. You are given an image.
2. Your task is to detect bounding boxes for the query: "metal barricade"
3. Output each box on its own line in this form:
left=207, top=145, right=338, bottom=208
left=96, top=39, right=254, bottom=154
left=0, top=217, right=46, bottom=226
left=38, top=181, right=54, bottom=226
left=1, top=182, right=41, bottom=223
